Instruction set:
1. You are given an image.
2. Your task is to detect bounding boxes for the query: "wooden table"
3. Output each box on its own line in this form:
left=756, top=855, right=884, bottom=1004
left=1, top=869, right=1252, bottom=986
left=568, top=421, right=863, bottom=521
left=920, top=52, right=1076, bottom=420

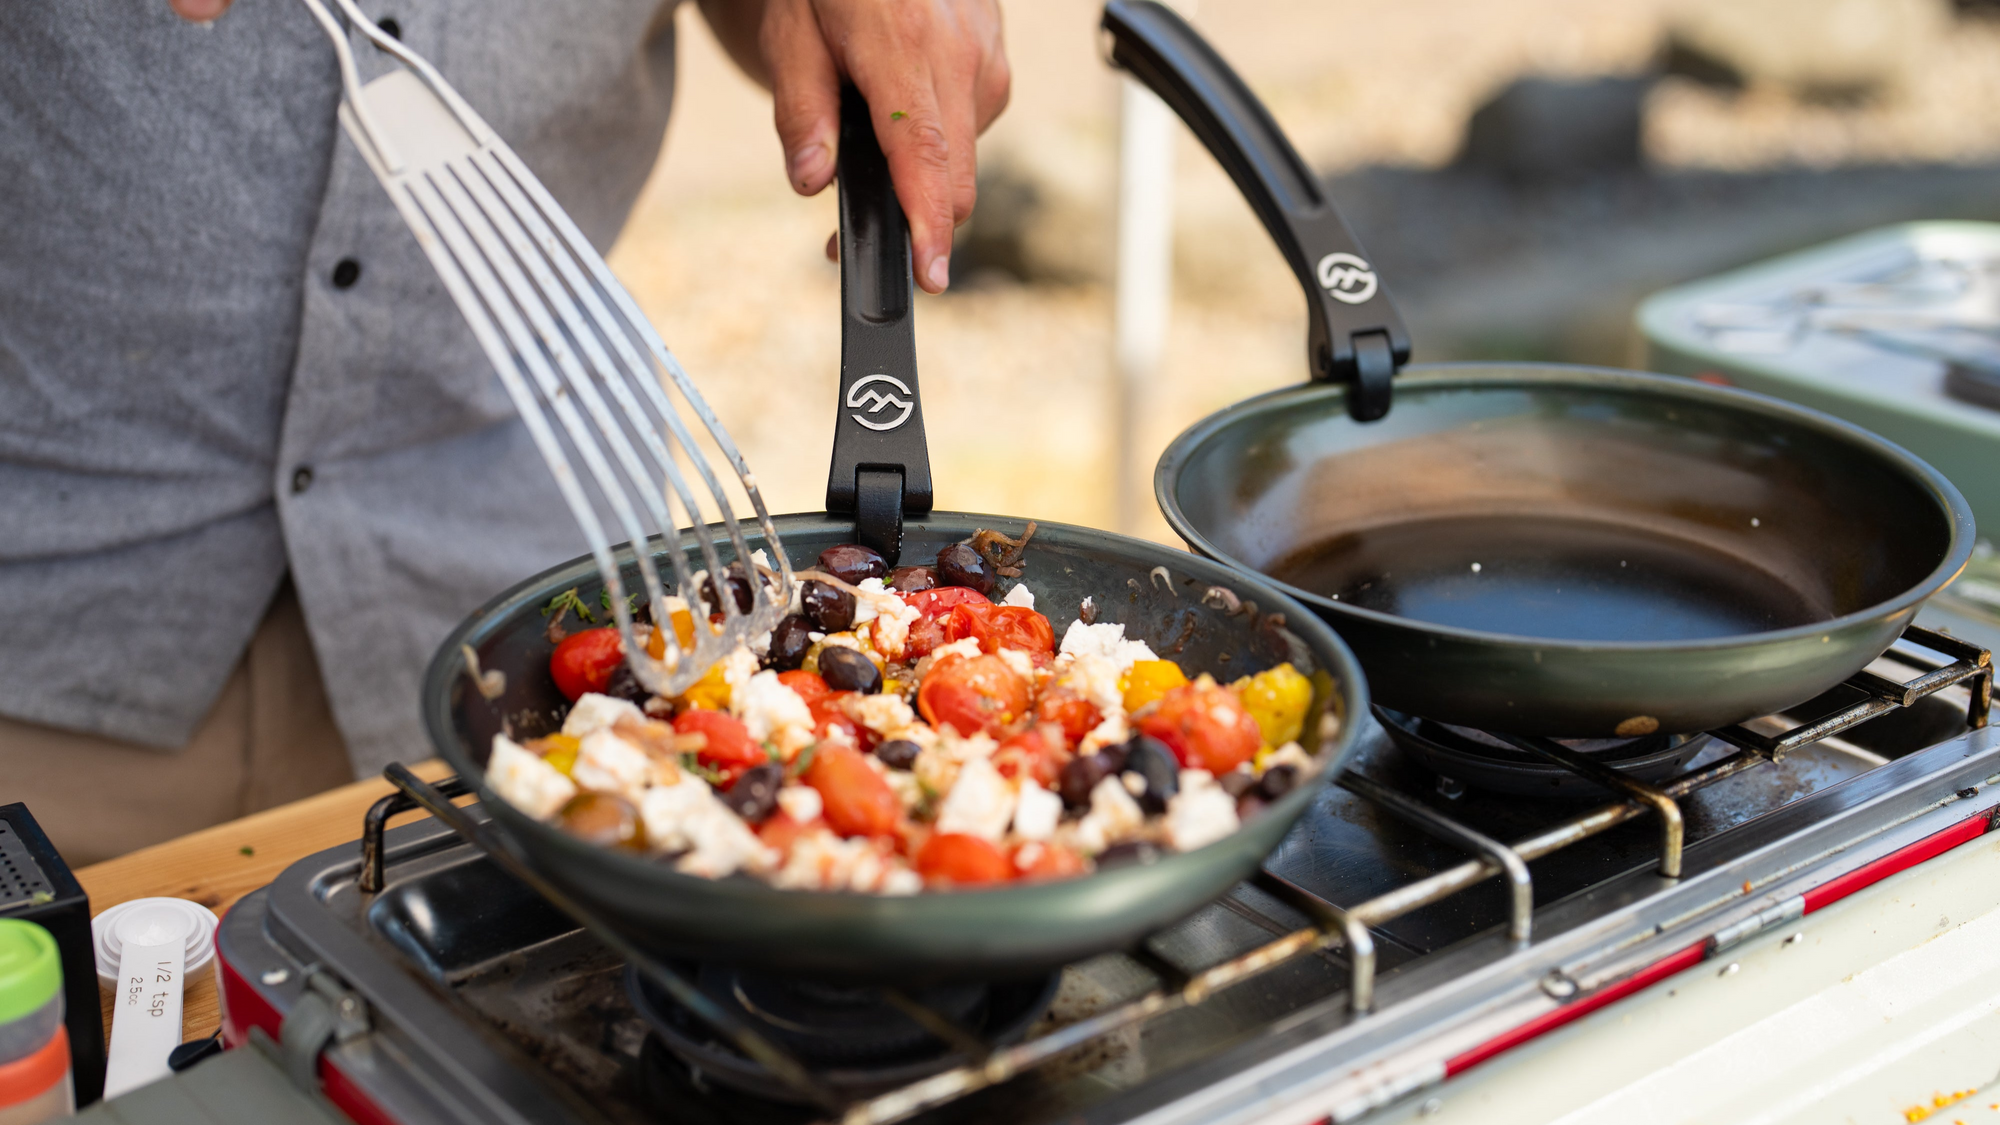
left=74, top=760, right=456, bottom=1046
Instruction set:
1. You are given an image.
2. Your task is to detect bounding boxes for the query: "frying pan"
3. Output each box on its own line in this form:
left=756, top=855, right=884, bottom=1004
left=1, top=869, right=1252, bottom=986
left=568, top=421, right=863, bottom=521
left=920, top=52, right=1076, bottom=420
left=1105, top=1, right=1975, bottom=736
left=416, top=90, right=1368, bottom=985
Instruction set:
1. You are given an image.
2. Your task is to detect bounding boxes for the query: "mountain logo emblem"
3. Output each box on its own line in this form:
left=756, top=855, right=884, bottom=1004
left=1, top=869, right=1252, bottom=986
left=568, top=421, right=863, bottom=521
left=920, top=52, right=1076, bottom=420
left=1316, top=252, right=1378, bottom=305
left=845, top=374, right=914, bottom=431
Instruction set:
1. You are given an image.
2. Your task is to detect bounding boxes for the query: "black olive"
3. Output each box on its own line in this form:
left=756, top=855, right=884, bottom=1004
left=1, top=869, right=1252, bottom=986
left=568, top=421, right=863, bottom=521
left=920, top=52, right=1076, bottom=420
left=1058, top=753, right=1112, bottom=810
left=1219, top=769, right=1259, bottom=799
left=875, top=739, right=921, bottom=770
left=720, top=762, right=784, bottom=823
left=818, top=543, right=888, bottom=584
left=800, top=580, right=856, bottom=632
left=1121, top=737, right=1180, bottom=814
left=935, top=542, right=995, bottom=595
left=764, top=614, right=814, bottom=671
left=604, top=661, right=652, bottom=706
left=1257, top=764, right=1299, bottom=801
left=700, top=562, right=754, bottom=615
left=1096, top=841, right=1164, bottom=869
left=888, top=565, right=938, bottom=593
left=817, top=646, right=882, bottom=694
left=1096, top=740, right=1133, bottom=776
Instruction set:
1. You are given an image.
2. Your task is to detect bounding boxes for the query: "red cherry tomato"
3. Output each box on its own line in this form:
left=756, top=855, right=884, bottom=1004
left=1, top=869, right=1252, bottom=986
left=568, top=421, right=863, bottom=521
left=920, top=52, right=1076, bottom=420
left=802, top=743, right=900, bottom=837
left=1136, top=681, right=1263, bottom=774
left=901, top=586, right=990, bottom=620
left=671, top=710, right=766, bottom=770
left=904, top=616, right=949, bottom=659
left=808, top=691, right=875, bottom=750
left=777, top=670, right=831, bottom=707
left=942, top=604, right=1056, bottom=656
left=758, top=811, right=822, bottom=855
left=1034, top=687, right=1101, bottom=744
left=917, top=654, right=1030, bottom=738
left=915, top=833, right=1014, bottom=886
left=992, top=724, right=1068, bottom=787
left=1011, top=841, right=1087, bottom=881
left=550, top=627, right=624, bottom=701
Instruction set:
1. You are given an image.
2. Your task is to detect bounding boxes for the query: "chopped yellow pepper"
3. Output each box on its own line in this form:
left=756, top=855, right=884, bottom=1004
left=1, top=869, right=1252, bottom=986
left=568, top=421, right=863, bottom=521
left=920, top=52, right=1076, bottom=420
left=674, top=661, right=731, bottom=711
left=648, top=609, right=699, bottom=659
left=1121, top=659, right=1189, bottom=713
left=529, top=733, right=581, bottom=775
left=1233, top=663, right=1312, bottom=747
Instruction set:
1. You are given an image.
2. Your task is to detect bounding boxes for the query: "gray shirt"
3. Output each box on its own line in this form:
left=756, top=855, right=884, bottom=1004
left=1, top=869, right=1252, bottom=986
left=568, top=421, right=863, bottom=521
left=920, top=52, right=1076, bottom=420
left=0, top=0, right=678, bottom=774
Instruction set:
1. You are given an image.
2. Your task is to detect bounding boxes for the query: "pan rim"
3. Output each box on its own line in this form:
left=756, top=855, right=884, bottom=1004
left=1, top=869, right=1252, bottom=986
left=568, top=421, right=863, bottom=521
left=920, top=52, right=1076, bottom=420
left=1155, top=362, right=1977, bottom=655
left=420, top=510, right=1370, bottom=906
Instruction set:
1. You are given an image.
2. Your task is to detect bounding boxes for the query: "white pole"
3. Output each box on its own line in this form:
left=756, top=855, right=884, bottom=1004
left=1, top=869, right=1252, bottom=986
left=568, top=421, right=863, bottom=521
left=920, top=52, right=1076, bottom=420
left=1111, top=29, right=1184, bottom=534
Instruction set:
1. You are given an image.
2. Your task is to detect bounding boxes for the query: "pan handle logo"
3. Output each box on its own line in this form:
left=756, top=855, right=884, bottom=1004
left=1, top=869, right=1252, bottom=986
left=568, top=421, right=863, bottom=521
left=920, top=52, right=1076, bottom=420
left=846, top=373, right=915, bottom=431
left=1316, top=252, right=1378, bottom=305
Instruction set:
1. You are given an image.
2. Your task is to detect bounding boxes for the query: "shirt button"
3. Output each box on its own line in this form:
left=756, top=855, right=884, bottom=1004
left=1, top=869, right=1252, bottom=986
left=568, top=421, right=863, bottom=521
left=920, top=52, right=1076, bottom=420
left=291, top=466, right=315, bottom=494
left=331, top=259, right=362, bottom=289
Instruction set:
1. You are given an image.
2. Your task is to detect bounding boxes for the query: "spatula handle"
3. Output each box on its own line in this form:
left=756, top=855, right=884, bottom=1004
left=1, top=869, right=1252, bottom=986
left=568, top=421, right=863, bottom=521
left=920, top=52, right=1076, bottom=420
left=1101, top=0, right=1409, bottom=420
left=825, top=86, right=934, bottom=563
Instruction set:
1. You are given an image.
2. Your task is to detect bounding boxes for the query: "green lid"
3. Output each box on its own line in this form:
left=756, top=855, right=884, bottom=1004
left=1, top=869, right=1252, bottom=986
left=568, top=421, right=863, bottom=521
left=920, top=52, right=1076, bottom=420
left=0, top=921, right=59, bottom=1025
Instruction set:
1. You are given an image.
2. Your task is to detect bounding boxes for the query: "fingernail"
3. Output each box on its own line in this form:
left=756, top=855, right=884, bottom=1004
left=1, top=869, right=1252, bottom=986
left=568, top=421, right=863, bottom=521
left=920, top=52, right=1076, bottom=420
left=788, top=143, right=828, bottom=191
left=925, top=256, right=950, bottom=292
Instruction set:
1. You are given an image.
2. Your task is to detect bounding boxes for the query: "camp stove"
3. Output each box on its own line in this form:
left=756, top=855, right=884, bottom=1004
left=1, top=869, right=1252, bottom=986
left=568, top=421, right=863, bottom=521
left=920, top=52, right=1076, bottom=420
left=214, top=609, right=2000, bottom=1125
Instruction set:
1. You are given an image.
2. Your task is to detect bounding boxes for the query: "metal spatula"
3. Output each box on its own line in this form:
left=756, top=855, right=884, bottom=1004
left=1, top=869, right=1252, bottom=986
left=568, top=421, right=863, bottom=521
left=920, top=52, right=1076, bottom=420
left=299, top=0, right=789, bottom=694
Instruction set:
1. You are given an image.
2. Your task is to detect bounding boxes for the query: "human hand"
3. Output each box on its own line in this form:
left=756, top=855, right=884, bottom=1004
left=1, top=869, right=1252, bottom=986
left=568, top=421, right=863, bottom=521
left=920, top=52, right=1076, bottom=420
left=169, top=0, right=233, bottom=20
left=754, top=0, right=1009, bottom=293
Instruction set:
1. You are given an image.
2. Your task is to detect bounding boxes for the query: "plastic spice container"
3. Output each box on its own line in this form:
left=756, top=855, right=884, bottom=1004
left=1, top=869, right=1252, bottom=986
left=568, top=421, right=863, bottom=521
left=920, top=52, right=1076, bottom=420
left=0, top=920, right=70, bottom=1123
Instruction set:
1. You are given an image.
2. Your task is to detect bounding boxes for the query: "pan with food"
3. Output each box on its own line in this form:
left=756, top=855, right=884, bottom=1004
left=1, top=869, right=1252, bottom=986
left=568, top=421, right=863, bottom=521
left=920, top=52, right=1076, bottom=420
left=415, top=88, right=1368, bottom=984
left=1106, top=0, right=1975, bottom=737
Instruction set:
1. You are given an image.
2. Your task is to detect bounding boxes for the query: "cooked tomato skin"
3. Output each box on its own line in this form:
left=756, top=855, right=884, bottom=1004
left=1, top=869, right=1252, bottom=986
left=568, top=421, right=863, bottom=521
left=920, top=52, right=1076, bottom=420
left=992, top=724, right=1069, bottom=787
left=1034, top=687, right=1101, bottom=743
left=777, top=670, right=831, bottom=706
left=942, top=604, right=1055, bottom=655
left=915, top=833, right=1014, bottom=885
left=801, top=743, right=900, bottom=837
left=671, top=710, right=766, bottom=769
left=551, top=628, right=625, bottom=700
left=1011, top=841, right=1087, bottom=880
left=900, top=587, right=991, bottom=658
left=809, top=691, right=874, bottom=749
left=1135, top=682, right=1263, bottom=774
left=917, top=654, right=1030, bottom=737
left=757, top=811, right=822, bottom=854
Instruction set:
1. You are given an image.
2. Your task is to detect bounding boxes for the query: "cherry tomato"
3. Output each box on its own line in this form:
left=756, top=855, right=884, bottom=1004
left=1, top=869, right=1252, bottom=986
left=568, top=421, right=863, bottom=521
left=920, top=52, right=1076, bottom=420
left=1034, top=687, right=1101, bottom=744
left=777, top=670, right=831, bottom=707
left=758, top=811, right=822, bottom=855
left=550, top=627, right=624, bottom=701
left=901, top=586, right=990, bottom=620
left=915, top=833, right=1014, bottom=886
left=942, top=604, right=1055, bottom=656
left=1136, top=681, right=1263, bottom=774
left=802, top=743, right=900, bottom=837
left=808, top=691, right=873, bottom=750
left=671, top=710, right=766, bottom=770
left=1011, top=841, right=1087, bottom=881
left=904, top=616, right=949, bottom=659
left=917, top=654, right=1030, bottom=738
left=992, top=724, right=1068, bottom=788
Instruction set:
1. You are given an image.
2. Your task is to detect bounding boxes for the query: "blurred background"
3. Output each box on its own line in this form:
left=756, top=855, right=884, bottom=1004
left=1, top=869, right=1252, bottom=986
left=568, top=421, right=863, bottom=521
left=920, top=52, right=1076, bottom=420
left=606, top=0, right=2000, bottom=544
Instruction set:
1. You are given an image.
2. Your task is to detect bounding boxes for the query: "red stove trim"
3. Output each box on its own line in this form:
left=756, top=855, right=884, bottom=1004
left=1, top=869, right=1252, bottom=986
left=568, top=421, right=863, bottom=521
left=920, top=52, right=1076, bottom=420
left=217, top=926, right=398, bottom=1125
left=1441, top=801, right=1997, bottom=1083
left=1442, top=941, right=1704, bottom=1077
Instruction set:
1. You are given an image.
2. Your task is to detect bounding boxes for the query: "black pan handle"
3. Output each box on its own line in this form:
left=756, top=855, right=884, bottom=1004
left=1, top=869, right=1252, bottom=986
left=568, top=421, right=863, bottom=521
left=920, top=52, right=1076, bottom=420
left=824, top=85, right=934, bottom=562
left=1101, top=0, right=1409, bottom=420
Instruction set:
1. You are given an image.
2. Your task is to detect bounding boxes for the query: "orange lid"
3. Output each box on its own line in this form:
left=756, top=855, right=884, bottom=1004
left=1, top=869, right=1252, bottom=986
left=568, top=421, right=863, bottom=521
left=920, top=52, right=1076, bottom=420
left=0, top=1025, right=67, bottom=1105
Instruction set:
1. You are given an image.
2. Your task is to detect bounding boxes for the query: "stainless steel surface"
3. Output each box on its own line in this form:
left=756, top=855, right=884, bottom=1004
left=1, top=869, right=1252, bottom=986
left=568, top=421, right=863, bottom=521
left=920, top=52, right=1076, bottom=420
left=297, top=0, right=789, bottom=695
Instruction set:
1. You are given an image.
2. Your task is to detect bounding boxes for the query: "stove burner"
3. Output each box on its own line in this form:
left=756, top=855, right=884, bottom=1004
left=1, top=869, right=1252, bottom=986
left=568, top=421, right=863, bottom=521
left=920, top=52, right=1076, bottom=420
left=1376, top=706, right=1709, bottom=798
left=628, top=963, right=1061, bottom=1104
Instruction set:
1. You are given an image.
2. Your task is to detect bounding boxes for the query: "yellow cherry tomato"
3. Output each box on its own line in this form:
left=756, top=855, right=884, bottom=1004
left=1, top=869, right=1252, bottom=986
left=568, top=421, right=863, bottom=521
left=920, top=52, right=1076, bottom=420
left=529, top=733, right=581, bottom=775
left=673, top=661, right=731, bottom=711
left=1232, top=662, right=1312, bottom=748
left=1121, top=659, right=1190, bottom=713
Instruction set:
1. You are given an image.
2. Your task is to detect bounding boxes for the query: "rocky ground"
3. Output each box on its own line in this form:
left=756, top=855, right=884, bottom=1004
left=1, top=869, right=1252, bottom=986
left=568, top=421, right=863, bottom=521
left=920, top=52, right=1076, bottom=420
left=604, top=0, right=2000, bottom=544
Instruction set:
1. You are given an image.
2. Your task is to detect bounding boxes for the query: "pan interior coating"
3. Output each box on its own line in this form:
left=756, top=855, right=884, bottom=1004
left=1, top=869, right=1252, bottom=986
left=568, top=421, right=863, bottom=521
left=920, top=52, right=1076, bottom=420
left=1183, top=373, right=1954, bottom=644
